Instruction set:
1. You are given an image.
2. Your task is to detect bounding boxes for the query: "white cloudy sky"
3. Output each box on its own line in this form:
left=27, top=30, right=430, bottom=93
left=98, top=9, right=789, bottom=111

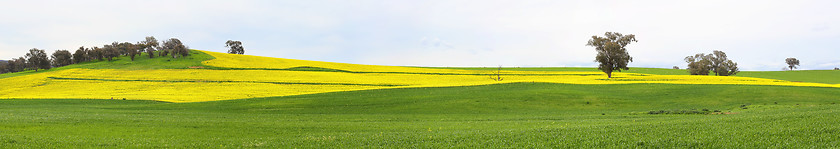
left=1, top=0, right=838, bottom=70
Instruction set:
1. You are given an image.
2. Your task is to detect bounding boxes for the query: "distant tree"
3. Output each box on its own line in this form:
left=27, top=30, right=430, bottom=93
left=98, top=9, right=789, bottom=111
left=785, top=58, right=800, bottom=71
left=672, top=66, right=679, bottom=69
left=103, top=44, right=120, bottom=61
left=835, top=67, right=839, bottom=70
left=89, top=46, right=104, bottom=61
left=685, top=53, right=712, bottom=75
left=119, top=42, right=140, bottom=61
left=51, top=50, right=73, bottom=67
left=162, top=38, right=189, bottom=58
left=0, top=61, right=7, bottom=74
left=7, top=57, right=26, bottom=72
left=25, top=48, right=50, bottom=72
left=162, top=39, right=175, bottom=58
left=116, top=42, right=131, bottom=56
left=181, top=45, right=191, bottom=57
left=159, top=47, right=169, bottom=57
left=143, top=36, right=159, bottom=58
left=136, top=42, right=147, bottom=57
left=489, top=65, right=503, bottom=81
left=685, top=50, right=738, bottom=76
left=717, top=59, right=739, bottom=76
left=586, top=32, right=636, bottom=78
left=709, top=50, right=738, bottom=76
left=1, top=60, right=10, bottom=73
left=73, top=47, right=89, bottom=63
left=225, top=40, right=244, bottom=54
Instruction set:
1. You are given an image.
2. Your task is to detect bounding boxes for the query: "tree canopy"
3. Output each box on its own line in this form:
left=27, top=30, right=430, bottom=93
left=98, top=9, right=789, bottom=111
left=25, top=48, right=50, bottom=72
left=162, top=38, right=189, bottom=58
left=103, top=43, right=120, bottom=61
left=225, top=40, right=244, bottom=54
left=0, top=36, right=193, bottom=75
left=586, top=32, right=636, bottom=78
left=685, top=50, right=739, bottom=76
left=73, top=47, right=89, bottom=64
left=785, top=58, right=800, bottom=71
left=685, top=54, right=712, bottom=75
left=0, top=61, right=7, bottom=74
left=144, top=36, right=159, bottom=58
left=51, top=50, right=73, bottom=67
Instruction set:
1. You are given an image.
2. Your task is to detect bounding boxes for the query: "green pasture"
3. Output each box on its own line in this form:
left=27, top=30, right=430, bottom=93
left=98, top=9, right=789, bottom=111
left=1, top=83, right=838, bottom=148
left=1, top=50, right=839, bottom=148
left=433, top=67, right=840, bottom=84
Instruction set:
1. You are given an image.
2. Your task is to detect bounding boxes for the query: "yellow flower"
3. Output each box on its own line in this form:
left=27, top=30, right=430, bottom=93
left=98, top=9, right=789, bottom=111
left=1, top=50, right=837, bottom=103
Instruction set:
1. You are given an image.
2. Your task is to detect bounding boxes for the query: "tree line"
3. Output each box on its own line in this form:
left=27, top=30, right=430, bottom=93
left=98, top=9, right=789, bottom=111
left=684, top=50, right=739, bottom=76
left=587, top=32, right=840, bottom=78
left=587, top=32, right=741, bottom=77
left=0, top=36, right=189, bottom=74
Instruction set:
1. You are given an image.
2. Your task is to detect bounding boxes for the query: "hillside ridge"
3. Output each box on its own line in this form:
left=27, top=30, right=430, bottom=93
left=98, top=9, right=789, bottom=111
left=1, top=50, right=838, bottom=103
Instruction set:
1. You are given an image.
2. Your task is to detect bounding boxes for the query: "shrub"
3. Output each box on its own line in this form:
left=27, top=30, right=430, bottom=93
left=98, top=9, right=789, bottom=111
left=644, top=109, right=716, bottom=115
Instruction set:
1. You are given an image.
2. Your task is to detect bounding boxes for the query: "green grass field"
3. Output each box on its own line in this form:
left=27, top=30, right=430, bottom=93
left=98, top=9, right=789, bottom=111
left=738, top=70, right=840, bottom=84
left=425, top=67, right=689, bottom=75
left=1, top=83, right=839, bottom=148
left=1, top=51, right=839, bottom=148
left=433, top=67, right=840, bottom=84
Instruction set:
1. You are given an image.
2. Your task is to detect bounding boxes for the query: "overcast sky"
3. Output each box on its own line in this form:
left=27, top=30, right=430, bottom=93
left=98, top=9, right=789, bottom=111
left=1, top=0, right=838, bottom=70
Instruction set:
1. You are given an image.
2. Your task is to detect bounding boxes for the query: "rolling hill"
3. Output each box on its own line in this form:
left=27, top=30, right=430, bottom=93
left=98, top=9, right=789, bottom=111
left=1, top=50, right=838, bottom=102
left=0, top=50, right=838, bottom=148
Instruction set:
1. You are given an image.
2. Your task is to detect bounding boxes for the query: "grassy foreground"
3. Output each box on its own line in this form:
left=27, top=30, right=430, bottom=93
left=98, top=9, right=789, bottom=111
left=1, top=83, right=838, bottom=148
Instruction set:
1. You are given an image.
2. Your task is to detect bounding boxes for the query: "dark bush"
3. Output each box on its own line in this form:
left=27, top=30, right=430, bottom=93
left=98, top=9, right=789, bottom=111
left=645, top=109, right=716, bottom=115
left=740, top=104, right=750, bottom=109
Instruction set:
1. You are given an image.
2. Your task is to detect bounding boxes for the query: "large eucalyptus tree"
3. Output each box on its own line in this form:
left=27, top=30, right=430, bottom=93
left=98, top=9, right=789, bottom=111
left=586, top=32, right=637, bottom=78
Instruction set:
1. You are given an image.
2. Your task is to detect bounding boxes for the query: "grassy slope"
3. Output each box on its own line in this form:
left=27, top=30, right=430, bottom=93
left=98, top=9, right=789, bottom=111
left=738, top=70, right=840, bottom=84
left=3, top=51, right=836, bottom=83
left=0, top=50, right=213, bottom=79
left=429, top=67, right=697, bottom=75
left=432, top=67, right=840, bottom=84
left=1, top=83, right=838, bottom=148
left=1, top=50, right=839, bottom=147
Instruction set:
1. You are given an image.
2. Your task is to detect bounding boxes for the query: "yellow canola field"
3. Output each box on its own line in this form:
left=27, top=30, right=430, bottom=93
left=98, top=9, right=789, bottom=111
left=2, top=66, right=839, bottom=102
left=202, top=50, right=516, bottom=74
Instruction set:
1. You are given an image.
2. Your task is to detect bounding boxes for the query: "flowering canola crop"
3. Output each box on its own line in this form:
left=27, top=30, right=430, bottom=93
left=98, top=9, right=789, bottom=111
left=1, top=50, right=838, bottom=103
